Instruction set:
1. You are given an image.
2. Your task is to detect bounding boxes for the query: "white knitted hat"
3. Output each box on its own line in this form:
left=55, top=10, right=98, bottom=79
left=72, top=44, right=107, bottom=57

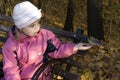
left=12, top=1, right=42, bottom=29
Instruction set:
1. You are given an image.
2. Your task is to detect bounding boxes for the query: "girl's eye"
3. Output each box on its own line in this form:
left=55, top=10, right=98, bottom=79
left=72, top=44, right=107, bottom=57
left=30, top=26, right=33, bottom=27
left=39, top=21, right=41, bottom=23
left=29, top=24, right=34, bottom=27
left=29, top=21, right=40, bottom=28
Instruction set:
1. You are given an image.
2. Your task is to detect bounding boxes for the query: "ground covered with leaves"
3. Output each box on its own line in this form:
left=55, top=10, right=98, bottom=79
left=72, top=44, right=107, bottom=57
left=41, top=1, right=120, bottom=79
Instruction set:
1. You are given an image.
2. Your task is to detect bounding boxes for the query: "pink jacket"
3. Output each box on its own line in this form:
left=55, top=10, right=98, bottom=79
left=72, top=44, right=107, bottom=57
left=2, top=28, right=75, bottom=80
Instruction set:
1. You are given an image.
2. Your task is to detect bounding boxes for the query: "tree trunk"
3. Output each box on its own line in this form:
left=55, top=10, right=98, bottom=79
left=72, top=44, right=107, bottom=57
left=29, top=0, right=33, bottom=3
left=38, top=0, right=41, bottom=9
left=87, top=0, right=104, bottom=40
left=63, top=0, right=75, bottom=32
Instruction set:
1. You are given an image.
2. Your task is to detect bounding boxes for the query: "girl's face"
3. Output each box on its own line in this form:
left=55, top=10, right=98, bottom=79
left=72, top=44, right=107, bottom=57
left=21, top=19, right=40, bottom=37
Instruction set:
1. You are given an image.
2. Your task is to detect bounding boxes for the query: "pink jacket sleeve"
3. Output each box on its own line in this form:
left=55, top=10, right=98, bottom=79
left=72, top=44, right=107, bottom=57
left=2, top=40, right=21, bottom=80
left=46, top=30, right=76, bottom=58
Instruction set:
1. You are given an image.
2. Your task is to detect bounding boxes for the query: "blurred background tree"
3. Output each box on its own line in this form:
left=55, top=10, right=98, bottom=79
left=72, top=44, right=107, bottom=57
left=87, top=0, right=104, bottom=40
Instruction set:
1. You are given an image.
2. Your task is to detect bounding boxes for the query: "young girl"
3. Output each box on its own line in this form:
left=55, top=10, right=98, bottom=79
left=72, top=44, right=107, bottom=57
left=2, top=1, right=92, bottom=80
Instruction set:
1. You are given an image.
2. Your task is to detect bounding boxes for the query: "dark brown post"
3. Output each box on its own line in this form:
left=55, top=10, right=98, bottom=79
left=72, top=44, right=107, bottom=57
left=29, top=0, right=33, bottom=3
left=63, top=0, right=75, bottom=32
left=87, top=0, right=104, bottom=40
left=38, top=0, right=41, bottom=9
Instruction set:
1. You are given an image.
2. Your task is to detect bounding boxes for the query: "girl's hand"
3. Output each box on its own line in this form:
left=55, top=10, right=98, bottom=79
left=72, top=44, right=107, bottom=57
left=73, top=43, right=92, bottom=52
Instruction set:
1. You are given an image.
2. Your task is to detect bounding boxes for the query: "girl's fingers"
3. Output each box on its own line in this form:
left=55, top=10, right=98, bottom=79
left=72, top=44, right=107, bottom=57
left=77, top=43, right=92, bottom=50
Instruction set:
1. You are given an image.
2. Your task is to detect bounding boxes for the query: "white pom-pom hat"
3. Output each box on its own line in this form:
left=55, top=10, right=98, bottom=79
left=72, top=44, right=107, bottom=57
left=12, top=1, right=42, bottom=29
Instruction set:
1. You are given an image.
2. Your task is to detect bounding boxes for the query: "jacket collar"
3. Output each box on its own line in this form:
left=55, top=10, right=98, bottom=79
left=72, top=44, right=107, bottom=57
left=9, top=26, right=29, bottom=42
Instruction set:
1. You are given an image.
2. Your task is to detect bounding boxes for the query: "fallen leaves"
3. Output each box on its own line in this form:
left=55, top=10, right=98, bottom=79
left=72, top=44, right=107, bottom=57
left=81, top=70, right=95, bottom=80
